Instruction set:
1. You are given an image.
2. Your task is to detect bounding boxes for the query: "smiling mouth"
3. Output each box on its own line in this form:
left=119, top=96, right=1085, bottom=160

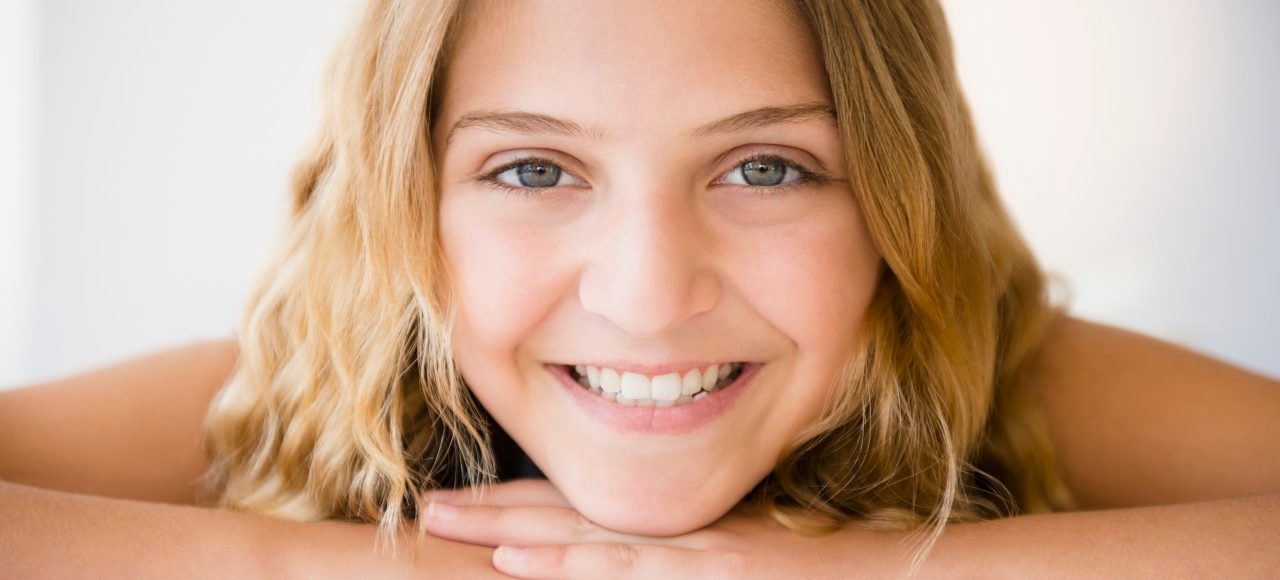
left=561, top=362, right=747, bottom=407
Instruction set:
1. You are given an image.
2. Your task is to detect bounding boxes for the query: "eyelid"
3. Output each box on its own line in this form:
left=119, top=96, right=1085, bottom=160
left=714, top=143, right=829, bottom=173
left=475, top=152, right=591, bottom=192
left=470, top=146, right=834, bottom=196
left=710, top=149, right=833, bottom=190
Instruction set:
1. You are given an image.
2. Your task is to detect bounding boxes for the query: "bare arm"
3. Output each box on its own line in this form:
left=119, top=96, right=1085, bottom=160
left=0, top=339, right=237, bottom=504
left=0, top=479, right=505, bottom=579
left=917, top=492, right=1280, bottom=578
left=1032, top=316, right=1280, bottom=508
left=913, top=315, right=1280, bottom=576
left=0, top=341, right=504, bottom=577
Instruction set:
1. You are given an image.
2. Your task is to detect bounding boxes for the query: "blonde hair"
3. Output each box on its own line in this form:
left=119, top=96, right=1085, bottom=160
left=203, top=0, right=1076, bottom=568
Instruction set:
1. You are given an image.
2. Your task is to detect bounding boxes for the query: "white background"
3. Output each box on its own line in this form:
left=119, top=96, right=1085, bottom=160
left=1, top=0, right=1277, bottom=388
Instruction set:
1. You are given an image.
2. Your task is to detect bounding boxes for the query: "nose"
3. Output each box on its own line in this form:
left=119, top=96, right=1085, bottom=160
left=578, top=191, right=720, bottom=338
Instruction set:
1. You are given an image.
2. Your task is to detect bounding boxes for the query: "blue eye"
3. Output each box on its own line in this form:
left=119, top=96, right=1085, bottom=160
left=737, top=158, right=788, bottom=186
left=478, top=152, right=830, bottom=197
left=720, top=154, right=814, bottom=188
left=487, top=158, right=585, bottom=191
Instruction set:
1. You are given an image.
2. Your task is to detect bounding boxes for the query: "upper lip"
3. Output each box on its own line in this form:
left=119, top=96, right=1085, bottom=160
left=552, top=360, right=753, bottom=376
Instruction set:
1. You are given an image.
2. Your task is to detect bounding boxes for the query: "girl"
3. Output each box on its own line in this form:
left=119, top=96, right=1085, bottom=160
left=3, top=0, right=1278, bottom=577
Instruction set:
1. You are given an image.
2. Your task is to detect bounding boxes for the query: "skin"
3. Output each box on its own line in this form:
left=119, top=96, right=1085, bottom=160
left=2, top=0, right=1278, bottom=577
left=4, top=322, right=1276, bottom=578
left=432, top=0, right=880, bottom=536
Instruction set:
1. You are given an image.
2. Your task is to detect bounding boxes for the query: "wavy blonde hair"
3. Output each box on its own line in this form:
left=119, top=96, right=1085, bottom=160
left=203, top=0, right=1077, bottom=568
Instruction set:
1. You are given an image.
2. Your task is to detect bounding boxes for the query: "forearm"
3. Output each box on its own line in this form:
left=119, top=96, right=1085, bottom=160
left=923, top=493, right=1280, bottom=578
left=0, top=480, right=501, bottom=579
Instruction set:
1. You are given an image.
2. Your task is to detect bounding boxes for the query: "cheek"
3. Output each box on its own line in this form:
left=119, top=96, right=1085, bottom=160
left=730, top=196, right=881, bottom=440
left=743, top=201, right=880, bottom=362
left=440, top=208, right=565, bottom=359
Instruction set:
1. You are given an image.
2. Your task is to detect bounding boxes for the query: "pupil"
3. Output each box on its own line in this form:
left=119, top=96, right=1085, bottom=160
left=517, top=162, right=561, bottom=188
left=742, top=158, right=786, bottom=186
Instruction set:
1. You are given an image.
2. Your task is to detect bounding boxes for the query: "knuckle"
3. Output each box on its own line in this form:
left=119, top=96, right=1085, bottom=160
left=564, top=510, right=598, bottom=539
left=544, top=545, right=570, bottom=573
left=491, top=507, right=518, bottom=531
left=560, top=544, right=600, bottom=576
left=610, top=543, right=642, bottom=570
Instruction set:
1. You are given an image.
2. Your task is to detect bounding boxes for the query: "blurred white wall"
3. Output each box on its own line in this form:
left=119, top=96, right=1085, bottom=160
left=944, top=0, right=1280, bottom=377
left=0, top=0, right=1276, bottom=388
left=1, top=0, right=37, bottom=384
left=1, top=0, right=360, bottom=388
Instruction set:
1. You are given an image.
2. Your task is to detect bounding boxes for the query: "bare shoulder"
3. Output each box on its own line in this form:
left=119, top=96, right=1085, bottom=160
left=1028, top=315, right=1280, bottom=509
left=0, top=338, right=240, bottom=504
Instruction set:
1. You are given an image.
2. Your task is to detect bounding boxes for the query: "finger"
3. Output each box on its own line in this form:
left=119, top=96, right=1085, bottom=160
left=492, top=543, right=746, bottom=580
left=425, top=502, right=633, bottom=548
left=425, top=478, right=571, bottom=508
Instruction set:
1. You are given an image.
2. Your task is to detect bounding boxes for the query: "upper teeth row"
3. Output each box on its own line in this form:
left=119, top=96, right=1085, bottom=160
left=572, top=363, right=742, bottom=404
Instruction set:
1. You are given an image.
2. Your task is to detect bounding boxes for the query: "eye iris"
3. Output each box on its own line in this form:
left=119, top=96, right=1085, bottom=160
left=516, top=162, right=561, bottom=188
left=740, top=158, right=787, bottom=186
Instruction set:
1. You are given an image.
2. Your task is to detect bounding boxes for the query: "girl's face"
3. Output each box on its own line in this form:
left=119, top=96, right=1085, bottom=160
left=434, top=0, right=881, bottom=535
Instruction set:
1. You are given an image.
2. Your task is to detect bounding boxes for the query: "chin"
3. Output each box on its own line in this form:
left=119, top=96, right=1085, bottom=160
left=567, top=486, right=737, bottom=537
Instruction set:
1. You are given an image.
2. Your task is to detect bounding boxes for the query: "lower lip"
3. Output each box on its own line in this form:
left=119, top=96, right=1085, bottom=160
left=547, top=363, right=763, bottom=436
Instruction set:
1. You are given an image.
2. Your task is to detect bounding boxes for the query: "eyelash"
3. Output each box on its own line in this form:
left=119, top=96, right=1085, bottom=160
left=475, top=153, right=831, bottom=198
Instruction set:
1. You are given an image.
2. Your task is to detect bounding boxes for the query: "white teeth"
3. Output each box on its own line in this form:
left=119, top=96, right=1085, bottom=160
left=650, top=373, right=682, bottom=402
left=701, top=364, right=719, bottom=391
left=681, top=368, right=702, bottom=396
left=568, top=362, right=748, bottom=407
left=600, top=368, right=621, bottom=394
left=620, top=372, right=650, bottom=400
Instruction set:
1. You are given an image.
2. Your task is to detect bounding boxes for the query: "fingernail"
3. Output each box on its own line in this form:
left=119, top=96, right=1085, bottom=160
left=497, top=546, right=527, bottom=562
left=427, top=499, right=460, bottom=521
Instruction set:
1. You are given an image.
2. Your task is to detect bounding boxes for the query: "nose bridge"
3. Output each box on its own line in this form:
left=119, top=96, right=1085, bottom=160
left=579, top=189, right=719, bottom=338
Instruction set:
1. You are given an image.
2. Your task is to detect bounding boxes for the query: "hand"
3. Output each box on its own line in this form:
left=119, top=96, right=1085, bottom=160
left=421, top=479, right=906, bottom=579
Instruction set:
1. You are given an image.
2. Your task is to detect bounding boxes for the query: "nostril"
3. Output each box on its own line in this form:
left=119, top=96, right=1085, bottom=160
left=577, top=259, right=721, bottom=339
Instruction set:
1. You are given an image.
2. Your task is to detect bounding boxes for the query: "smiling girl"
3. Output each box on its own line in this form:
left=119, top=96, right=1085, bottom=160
left=3, top=0, right=1278, bottom=578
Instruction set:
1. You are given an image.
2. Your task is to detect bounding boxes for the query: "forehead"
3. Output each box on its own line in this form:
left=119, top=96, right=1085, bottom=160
left=435, top=0, right=831, bottom=140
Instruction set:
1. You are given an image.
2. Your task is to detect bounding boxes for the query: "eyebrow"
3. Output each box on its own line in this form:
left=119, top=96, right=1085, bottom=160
left=444, top=101, right=836, bottom=146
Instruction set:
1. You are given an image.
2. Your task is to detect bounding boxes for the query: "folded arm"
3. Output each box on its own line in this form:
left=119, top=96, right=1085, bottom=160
left=0, top=341, right=504, bottom=578
left=423, top=317, right=1280, bottom=578
left=0, top=479, right=505, bottom=579
left=923, top=492, right=1280, bottom=578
